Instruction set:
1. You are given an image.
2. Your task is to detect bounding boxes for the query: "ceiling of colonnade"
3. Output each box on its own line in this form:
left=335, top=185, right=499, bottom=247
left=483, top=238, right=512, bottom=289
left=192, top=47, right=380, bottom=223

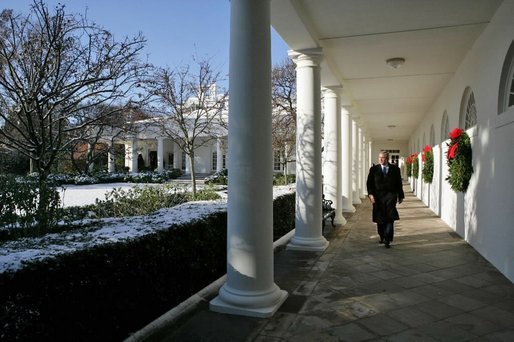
left=271, top=0, right=503, bottom=142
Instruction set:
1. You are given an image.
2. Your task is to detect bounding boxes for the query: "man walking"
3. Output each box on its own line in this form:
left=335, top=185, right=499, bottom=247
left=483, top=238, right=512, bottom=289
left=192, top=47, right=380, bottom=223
left=366, top=151, right=404, bottom=248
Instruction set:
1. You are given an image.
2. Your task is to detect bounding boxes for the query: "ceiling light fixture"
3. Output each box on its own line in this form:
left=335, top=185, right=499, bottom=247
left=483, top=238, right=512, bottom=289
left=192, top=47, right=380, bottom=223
left=387, top=125, right=396, bottom=128
left=386, top=57, right=405, bottom=69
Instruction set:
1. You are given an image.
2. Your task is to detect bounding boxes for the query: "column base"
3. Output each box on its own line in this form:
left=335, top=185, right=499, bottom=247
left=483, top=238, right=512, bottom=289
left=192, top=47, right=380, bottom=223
left=343, top=205, right=356, bottom=213
left=342, top=197, right=356, bottom=212
left=210, top=283, right=288, bottom=318
left=287, top=235, right=329, bottom=251
left=334, top=213, right=346, bottom=226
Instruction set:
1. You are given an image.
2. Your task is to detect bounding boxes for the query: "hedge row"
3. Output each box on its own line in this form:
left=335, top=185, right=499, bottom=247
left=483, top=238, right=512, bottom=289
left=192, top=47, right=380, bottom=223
left=0, top=193, right=295, bottom=341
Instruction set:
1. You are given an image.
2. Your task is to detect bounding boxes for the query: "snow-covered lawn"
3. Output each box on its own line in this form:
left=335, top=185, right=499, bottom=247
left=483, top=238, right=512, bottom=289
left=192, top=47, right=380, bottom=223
left=59, top=182, right=163, bottom=207
left=1, top=183, right=295, bottom=274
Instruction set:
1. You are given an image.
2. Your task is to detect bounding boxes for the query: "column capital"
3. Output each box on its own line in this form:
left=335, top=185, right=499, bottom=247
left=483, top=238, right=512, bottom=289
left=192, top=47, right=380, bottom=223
left=322, top=85, right=343, bottom=98
left=341, top=106, right=351, bottom=115
left=288, top=48, right=323, bottom=67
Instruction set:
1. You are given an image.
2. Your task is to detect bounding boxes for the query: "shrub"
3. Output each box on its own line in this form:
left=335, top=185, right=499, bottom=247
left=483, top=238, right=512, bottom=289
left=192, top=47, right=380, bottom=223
left=273, top=174, right=295, bottom=185
left=272, top=193, right=295, bottom=240
left=0, top=213, right=228, bottom=341
left=204, top=169, right=228, bottom=185
left=0, top=175, right=61, bottom=232
left=0, top=150, right=29, bottom=175
left=0, top=193, right=296, bottom=341
left=92, top=185, right=189, bottom=218
left=188, top=185, right=222, bottom=201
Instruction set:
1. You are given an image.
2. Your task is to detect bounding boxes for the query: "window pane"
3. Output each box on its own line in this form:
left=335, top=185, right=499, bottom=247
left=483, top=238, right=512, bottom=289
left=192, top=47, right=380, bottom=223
left=465, top=92, right=477, bottom=129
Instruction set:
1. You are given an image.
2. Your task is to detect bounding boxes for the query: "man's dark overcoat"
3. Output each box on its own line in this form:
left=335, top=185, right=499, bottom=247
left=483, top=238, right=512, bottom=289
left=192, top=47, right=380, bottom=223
left=366, top=163, right=405, bottom=224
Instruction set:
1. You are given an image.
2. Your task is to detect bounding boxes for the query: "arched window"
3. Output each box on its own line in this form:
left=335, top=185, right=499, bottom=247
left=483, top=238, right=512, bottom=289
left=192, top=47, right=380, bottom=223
left=430, top=125, right=435, bottom=146
left=460, top=87, right=477, bottom=130
left=498, top=40, right=514, bottom=114
left=441, top=111, right=449, bottom=142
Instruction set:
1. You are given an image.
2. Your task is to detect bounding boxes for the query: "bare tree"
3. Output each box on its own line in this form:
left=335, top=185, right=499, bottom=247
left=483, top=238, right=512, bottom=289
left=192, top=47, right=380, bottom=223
left=271, top=58, right=296, bottom=179
left=0, top=1, right=148, bottom=228
left=65, top=105, right=150, bottom=174
left=144, top=57, right=228, bottom=197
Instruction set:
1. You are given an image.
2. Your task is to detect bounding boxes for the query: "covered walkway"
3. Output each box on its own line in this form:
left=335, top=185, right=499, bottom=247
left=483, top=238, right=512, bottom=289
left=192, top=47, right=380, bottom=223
left=134, top=183, right=514, bottom=341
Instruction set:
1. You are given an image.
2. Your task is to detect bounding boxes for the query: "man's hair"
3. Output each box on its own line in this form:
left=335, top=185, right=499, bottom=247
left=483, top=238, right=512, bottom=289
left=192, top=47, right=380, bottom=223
left=379, top=150, right=389, bottom=159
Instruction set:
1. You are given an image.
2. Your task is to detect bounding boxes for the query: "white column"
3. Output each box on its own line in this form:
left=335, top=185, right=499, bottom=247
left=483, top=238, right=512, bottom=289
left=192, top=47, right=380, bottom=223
left=173, top=143, right=180, bottom=170
left=157, top=137, right=164, bottom=172
left=359, top=129, right=366, bottom=198
left=367, top=137, right=371, bottom=186
left=210, top=0, right=287, bottom=318
left=322, top=87, right=345, bottom=226
left=358, top=126, right=366, bottom=198
left=341, top=107, right=355, bottom=212
left=130, top=138, right=138, bottom=173
left=367, top=138, right=372, bottom=174
left=351, top=118, right=362, bottom=204
left=216, top=138, right=224, bottom=171
left=287, top=48, right=329, bottom=252
left=107, top=141, right=115, bottom=173
left=87, top=143, right=95, bottom=173
left=185, top=155, right=190, bottom=174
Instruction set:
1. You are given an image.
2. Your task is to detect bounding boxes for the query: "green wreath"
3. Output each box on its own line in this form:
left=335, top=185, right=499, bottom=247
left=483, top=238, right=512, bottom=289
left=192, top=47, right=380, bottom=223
left=405, top=155, right=413, bottom=177
left=411, top=154, right=419, bottom=179
left=422, top=145, right=434, bottom=184
left=446, top=128, right=473, bottom=192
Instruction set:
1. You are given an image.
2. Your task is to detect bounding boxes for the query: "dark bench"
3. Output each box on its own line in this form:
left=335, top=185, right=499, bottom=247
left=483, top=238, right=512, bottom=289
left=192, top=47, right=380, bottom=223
left=322, top=198, right=336, bottom=232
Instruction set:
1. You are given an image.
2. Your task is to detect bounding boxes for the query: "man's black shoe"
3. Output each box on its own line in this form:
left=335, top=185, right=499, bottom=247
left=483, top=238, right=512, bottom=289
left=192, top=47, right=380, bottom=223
left=379, top=239, right=384, bottom=244
left=385, top=242, right=391, bottom=248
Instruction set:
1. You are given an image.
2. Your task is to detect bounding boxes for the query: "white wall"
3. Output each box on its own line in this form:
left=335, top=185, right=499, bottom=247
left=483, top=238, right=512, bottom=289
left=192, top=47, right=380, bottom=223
left=409, top=0, right=514, bottom=282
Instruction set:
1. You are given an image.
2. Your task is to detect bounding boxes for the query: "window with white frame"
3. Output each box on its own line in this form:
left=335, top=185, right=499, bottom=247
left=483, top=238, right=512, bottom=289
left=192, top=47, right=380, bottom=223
left=460, top=87, right=477, bottom=130
left=498, top=40, right=514, bottom=113
left=273, top=151, right=281, bottom=171
left=441, top=111, right=449, bottom=141
left=168, top=153, right=174, bottom=168
left=212, top=151, right=217, bottom=171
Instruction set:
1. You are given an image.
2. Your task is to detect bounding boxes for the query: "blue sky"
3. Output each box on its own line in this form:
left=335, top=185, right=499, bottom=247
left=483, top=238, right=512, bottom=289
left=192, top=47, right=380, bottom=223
left=1, top=0, right=290, bottom=89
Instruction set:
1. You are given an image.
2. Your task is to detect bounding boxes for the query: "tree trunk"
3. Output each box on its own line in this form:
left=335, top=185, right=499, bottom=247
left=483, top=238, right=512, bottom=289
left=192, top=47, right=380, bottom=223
left=189, top=151, right=197, bottom=198
left=36, top=170, right=51, bottom=230
left=283, top=150, right=287, bottom=182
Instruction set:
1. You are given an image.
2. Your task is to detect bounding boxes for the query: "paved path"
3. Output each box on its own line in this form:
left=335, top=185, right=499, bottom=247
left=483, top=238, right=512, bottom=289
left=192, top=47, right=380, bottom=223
left=137, top=184, right=514, bottom=341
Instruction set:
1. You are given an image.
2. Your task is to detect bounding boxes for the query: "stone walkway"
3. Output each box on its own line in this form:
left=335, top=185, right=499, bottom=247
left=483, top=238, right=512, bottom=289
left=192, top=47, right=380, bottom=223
left=135, top=185, right=514, bottom=341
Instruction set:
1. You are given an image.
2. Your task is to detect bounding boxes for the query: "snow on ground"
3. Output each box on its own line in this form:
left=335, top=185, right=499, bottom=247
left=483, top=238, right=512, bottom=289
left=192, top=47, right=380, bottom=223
left=1, top=183, right=295, bottom=274
left=59, top=182, right=154, bottom=207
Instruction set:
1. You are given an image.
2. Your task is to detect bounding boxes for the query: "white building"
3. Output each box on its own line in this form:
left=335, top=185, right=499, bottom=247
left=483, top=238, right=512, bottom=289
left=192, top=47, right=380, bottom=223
left=105, top=88, right=297, bottom=177
left=208, top=0, right=514, bottom=318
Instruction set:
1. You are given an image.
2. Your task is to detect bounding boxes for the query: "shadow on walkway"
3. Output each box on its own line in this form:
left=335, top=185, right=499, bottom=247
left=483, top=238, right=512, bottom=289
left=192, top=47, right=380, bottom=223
left=131, top=185, right=514, bottom=341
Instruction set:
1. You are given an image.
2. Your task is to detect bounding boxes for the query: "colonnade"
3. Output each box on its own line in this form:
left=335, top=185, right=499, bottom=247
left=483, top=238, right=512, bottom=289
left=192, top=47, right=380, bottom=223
left=101, top=136, right=226, bottom=174
left=210, top=0, right=372, bottom=319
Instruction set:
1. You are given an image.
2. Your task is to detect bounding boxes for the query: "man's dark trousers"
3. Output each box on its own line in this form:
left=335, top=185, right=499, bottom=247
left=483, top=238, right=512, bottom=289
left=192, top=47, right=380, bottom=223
left=377, top=221, right=394, bottom=243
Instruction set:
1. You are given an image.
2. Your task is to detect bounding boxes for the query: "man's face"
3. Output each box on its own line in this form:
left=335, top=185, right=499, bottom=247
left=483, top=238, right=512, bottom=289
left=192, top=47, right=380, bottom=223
left=378, top=153, right=388, bottom=165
